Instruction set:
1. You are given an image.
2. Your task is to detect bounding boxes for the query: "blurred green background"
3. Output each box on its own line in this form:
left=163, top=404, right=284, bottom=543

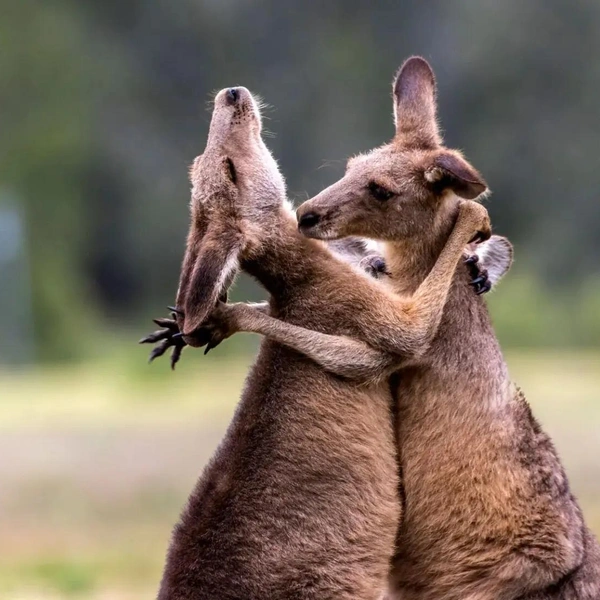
left=1, top=1, right=599, bottom=598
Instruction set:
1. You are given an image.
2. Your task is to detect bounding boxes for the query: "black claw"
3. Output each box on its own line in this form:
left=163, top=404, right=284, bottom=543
left=469, top=230, right=491, bottom=245
left=139, top=329, right=170, bottom=344
left=172, top=332, right=184, bottom=339
left=470, top=275, right=486, bottom=286
left=148, top=339, right=170, bottom=363
left=167, top=305, right=184, bottom=316
left=170, top=344, right=183, bottom=370
left=153, top=317, right=177, bottom=329
left=464, top=254, right=479, bottom=265
left=204, top=340, right=216, bottom=355
left=476, top=281, right=492, bottom=295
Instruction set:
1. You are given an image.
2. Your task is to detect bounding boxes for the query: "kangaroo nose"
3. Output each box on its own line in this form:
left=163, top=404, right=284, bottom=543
left=298, top=212, right=320, bottom=230
left=226, top=88, right=240, bottom=105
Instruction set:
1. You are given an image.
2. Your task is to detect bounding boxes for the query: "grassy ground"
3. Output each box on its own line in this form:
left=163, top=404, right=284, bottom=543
left=1, top=347, right=599, bottom=599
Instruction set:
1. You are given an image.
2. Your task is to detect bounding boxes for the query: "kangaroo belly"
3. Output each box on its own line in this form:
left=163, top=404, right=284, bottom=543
left=390, top=369, right=591, bottom=600
left=160, top=342, right=400, bottom=599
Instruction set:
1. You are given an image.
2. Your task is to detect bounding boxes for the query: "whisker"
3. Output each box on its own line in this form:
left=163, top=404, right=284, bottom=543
left=317, top=159, right=343, bottom=171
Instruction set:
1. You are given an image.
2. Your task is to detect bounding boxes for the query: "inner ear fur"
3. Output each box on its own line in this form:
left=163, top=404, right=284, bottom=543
left=476, top=235, right=514, bottom=286
left=425, top=152, right=488, bottom=200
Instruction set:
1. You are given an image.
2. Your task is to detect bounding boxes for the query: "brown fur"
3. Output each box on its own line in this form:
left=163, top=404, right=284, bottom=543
left=291, top=57, right=600, bottom=600
left=153, top=86, right=491, bottom=599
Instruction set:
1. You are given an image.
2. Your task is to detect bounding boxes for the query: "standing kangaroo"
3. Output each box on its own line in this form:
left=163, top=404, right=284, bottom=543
left=144, top=85, right=492, bottom=599
left=289, top=58, right=600, bottom=599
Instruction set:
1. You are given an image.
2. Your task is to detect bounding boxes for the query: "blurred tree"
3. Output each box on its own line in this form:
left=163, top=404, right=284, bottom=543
left=2, top=0, right=599, bottom=362
left=1, top=0, right=97, bottom=360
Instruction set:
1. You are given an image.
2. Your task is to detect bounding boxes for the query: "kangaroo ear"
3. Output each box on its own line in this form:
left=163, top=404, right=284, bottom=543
left=393, top=56, right=441, bottom=148
left=175, top=155, right=242, bottom=336
left=473, top=235, right=514, bottom=287
left=425, top=152, right=488, bottom=200
left=180, top=225, right=241, bottom=335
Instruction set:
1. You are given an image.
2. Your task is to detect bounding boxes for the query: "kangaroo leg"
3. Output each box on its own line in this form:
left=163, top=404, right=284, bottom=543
left=199, top=301, right=401, bottom=381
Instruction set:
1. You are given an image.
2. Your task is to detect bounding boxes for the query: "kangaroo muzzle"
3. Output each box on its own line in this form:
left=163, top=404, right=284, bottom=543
left=296, top=198, right=340, bottom=240
left=297, top=211, right=320, bottom=231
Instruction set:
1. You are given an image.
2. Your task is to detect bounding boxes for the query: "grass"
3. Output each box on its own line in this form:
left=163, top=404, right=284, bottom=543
left=0, top=347, right=599, bottom=599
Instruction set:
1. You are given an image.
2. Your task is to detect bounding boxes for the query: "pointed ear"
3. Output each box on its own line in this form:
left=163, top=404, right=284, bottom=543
left=473, top=235, right=514, bottom=287
left=175, top=155, right=242, bottom=335
left=425, top=152, right=488, bottom=199
left=393, top=56, right=441, bottom=147
left=180, top=225, right=241, bottom=335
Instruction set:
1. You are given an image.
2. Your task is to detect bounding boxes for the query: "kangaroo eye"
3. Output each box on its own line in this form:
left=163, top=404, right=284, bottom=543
left=368, top=182, right=394, bottom=202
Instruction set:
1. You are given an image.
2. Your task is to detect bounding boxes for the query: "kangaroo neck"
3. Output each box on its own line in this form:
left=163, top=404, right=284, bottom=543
left=384, top=231, right=455, bottom=296
left=241, top=208, right=330, bottom=301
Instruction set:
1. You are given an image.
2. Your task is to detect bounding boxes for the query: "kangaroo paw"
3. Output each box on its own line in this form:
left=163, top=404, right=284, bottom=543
left=358, top=254, right=391, bottom=279
left=140, top=314, right=188, bottom=370
left=464, top=255, right=492, bottom=295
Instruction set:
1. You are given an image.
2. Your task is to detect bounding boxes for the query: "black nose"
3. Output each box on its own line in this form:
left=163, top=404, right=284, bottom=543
left=298, top=212, right=320, bottom=229
left=226, top=88, right=239, bottom=105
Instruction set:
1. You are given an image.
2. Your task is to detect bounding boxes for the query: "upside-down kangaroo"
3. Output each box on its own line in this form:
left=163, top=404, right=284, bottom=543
left=290, top=58, right=600, bottom=599
left=144, top=86, right=494, bottom=599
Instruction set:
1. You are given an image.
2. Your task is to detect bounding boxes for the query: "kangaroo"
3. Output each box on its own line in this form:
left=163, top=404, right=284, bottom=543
left=143, top=85, right=491, bottom=599
left=288, top=58, right=600, bottom=599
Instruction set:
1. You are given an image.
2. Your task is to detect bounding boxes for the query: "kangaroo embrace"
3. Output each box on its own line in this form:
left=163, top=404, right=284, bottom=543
left=143, top=58, right=600, bottom=599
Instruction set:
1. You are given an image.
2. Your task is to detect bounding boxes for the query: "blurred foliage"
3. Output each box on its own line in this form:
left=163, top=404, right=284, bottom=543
left=1, top=349, right=599, bottom=599
left=2, top=7, right=598, bottom=598
left=1, top=0, right=600, bottom=363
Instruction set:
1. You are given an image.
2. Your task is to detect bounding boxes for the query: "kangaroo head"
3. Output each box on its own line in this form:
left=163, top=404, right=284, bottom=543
left=177, top=86, right=286, bottom=335
left=189, top=87, right=285, bottom=222
left=297, top=57, right=487, bottom=243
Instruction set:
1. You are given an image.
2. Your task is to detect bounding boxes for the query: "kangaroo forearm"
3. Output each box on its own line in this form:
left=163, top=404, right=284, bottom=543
left=332, top=208, right=480, bottom=360
left=233, top=306, right=398, bottom=381
left=409, top=208, right=480, bottom=346
left=248, top=301, right=270, bottom=315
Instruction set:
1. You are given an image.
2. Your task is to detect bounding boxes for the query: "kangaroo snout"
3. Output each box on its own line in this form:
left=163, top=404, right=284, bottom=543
left=297, top=200, right=338, bottom=239
left=226, top=87, right=240, bottom=105
left=297, top=211, right=320, bottom=231
left=215, top=86, right=251, bottom=107
left=297, top=195, right=343, bottom=240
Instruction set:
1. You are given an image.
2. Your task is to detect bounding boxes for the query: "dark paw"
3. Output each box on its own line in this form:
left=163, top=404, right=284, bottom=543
left=139, top=305, right=229, bottom=368
left=468, top=229, right=492, bottom=245
left=360, top=254, right=391, bottom=279
left=196, top=318, right=228, bottom=355
left=464, top=256, right=492, bottom=295
left=139, top=309, right=187, bottom=370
